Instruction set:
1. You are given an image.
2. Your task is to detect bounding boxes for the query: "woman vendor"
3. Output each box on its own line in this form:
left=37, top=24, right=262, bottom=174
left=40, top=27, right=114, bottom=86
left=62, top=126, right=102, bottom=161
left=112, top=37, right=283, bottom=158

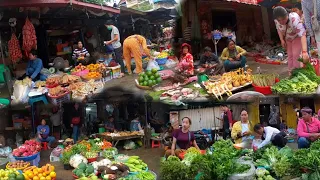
left=231, top=109, right=252, bottom=144
left=20, top=49, right=47, bottom=81
left=72, top=41, right=90, bottom=65
left=123, top=35, right=152, bottom=74
left=297, top=107, right=320, bottom=148
left=273, top=6, right=309, bottom=75
left=165, top=117, right=200, bottom=157
left=220, top=39, right=247, bottom=72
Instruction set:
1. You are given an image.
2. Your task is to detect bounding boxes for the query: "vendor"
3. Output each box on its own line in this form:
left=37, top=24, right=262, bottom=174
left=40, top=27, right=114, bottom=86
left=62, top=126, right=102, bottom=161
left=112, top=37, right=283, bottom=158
left=273, top=6, right=308, bottom=76
left=36, top=119, right=56, bottom=149
left=165, top=117, right=200, bottom=157
left=105, top=116, right=115, bottom=132
left=130, top=114, right=143, bottom=132
left=20, top=49, right=47, bottom=81
left=72, top=41, right=90, bottom=65
left=231, top=109, right=252, bottom=144
left=297, top=107, right=320, bottom=148
left=221, top=105, right=233, bottom=140
left=199, top=47, right=225, bottom=75
left=220, top=39, right=247, bottom=72
left=253, top=123, right=287, bottom=149
left=123, top=35, right=152, bottom=74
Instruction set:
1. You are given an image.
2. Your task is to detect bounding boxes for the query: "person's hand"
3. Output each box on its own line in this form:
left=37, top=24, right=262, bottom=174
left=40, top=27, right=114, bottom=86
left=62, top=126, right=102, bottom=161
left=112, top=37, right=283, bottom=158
left=236, top=54, right=241, bottom=60
left=70, top=124, right=73, bottom=128
left=104, top=41, right=111, bottom=45
left=311, top=36, right=316, bottom=47
left=281, top=40, right=286, bottom=49
left=302, top=51, right=310, bottom=63
left=228, top=58, right=234, bottom=61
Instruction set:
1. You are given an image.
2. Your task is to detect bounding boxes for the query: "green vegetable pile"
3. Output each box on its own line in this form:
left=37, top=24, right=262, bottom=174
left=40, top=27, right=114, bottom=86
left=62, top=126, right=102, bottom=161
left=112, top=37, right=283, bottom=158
left=72, top=162, right=95, bottom=178
left=252, top=74, right=278, bottom=87
left=272, top=61, right=319, bottom=94
left=135, top=171, right=156, bottom=180
left=102, top=147, right=118, bottom=158
left=124, top=156, right=148, bottom=173
left=255, top=168, right=275, bottom=180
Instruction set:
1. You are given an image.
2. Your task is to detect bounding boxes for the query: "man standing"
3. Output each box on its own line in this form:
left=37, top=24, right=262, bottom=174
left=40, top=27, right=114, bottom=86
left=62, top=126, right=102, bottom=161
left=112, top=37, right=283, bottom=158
left=183, top=21, right=192, bottom=44
left=199, top=47, right=225, bottom=75
left=104, top=20, right=125, bottom=77
left=221, top=105, right=233, bottom=139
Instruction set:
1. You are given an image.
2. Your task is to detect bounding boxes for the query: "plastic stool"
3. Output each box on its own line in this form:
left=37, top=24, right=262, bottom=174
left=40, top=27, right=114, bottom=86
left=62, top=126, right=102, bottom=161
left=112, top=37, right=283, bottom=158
left=151, top=139, right=161, bottom=148
left=41, top=142, right=48, bottom=150
left=28, top=94, right=49, bottom=105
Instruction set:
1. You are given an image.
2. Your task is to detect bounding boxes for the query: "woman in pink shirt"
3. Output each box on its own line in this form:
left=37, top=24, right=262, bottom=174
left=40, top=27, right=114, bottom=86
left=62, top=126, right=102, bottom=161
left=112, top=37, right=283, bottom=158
left=297, top=107, right=320, bottom=148
left=273, top=6, right=309, bottom=76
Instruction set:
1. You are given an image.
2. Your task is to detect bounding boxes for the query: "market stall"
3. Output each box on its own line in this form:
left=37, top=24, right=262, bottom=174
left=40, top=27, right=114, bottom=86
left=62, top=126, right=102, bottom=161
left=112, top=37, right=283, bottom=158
left=97, top=131, right=144, bottom=147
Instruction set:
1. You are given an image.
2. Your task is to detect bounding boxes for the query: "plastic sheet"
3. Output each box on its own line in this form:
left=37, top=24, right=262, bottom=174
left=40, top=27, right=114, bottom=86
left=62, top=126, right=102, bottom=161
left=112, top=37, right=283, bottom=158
left=228, top=159, right=256, bottom=180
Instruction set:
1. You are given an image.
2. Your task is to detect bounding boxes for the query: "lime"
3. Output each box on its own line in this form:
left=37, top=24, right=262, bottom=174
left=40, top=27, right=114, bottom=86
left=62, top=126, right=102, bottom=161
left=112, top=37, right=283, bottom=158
left=155, top=73, right=160, bottom=78
left=156, top=77, right=162, bottom=83
left=146, top=71, right=152, bottom=76
left=16, top=174, right=25, bottom=180
left=139, top=72, right=145, bottom=76
left=144, top=76, right=149, bottom=81
left=148, top=80, right=153, bottom=86
left=150, top=76, right=155, bottom=80
left=139, top=76, right=144, bottom=83
left=151, top=68, right=158, bottom=74
left=143, top=81, right=148, bottom=86
left=152, top=80, right=157, bottom=85
left=8, top=173, right=16, bottom=178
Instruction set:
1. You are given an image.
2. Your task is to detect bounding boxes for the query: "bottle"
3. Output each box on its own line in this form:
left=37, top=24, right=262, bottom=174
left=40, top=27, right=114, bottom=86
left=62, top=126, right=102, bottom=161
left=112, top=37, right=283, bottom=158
left=256, top=66, right=261, bottom=74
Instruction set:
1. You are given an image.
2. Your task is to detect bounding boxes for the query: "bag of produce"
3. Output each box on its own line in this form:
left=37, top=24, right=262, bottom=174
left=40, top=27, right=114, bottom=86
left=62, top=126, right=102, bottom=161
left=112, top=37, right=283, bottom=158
left=228, top=161, right=256, bottom=180
left=146, top=59, right=160, bottom=71
left=123, top=141, right=136, bottom=150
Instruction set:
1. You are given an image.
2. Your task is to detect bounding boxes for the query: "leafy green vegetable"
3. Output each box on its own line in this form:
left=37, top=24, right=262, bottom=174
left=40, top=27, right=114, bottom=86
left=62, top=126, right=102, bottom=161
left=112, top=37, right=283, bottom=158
left=167, top=155, right=180, bottom=162
left=291, top=61, right=320, bottom=84
left=160, top=159, right=192, bottom=180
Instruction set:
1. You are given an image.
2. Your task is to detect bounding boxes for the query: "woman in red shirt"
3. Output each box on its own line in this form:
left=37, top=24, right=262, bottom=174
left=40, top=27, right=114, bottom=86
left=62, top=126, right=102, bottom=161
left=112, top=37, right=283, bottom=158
left=165, top=117, right=200, bottom=157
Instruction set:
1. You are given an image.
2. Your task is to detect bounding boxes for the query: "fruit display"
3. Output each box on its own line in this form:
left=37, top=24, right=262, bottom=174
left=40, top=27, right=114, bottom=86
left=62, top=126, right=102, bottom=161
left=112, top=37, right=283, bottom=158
left=6, top=160, right=29, bottom=170
left=82, top=72, right=102, bottom=80
left=99, top=163, right=129, bottom=180
left=72, top=64, right=87, bottom=73
left=12, top=140, right=41, bottom=157
left=0, top=169, right=23, bottom=180
left=35, top=81, right=46, bottom=88
left=157, top=52, right=168, bottom=59
left=14, top=77, right=32, bottom=87
left=138, top=69, right=162, bottom=87
left=203, top=68, right=252, bottom=100
left=23, top=164, right=56, bottom=180
left=48, top=86, right=68, bottom=97
left=86, top=63, right=106, bottom=73
left=72, top=162, right=95, bottom=178
left=45, top=76, right=60, bottom=87
left=124, top=156, right=148, bottom=173
left=59, top=74, right=81, bottom=85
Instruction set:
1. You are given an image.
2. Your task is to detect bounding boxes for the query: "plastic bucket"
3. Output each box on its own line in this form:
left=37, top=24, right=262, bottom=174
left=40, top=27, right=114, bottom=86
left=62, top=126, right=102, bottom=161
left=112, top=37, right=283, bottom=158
left=0, top=98, right=10, bottom=108
left=252, top=78, right=279, bottom=95
left=99, top=127, right=105, bottom=133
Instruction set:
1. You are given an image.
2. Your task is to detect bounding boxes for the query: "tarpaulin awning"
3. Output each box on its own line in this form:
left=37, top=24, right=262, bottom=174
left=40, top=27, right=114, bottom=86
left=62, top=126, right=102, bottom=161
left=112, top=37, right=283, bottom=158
left=226, top=0, right=259, bottom=5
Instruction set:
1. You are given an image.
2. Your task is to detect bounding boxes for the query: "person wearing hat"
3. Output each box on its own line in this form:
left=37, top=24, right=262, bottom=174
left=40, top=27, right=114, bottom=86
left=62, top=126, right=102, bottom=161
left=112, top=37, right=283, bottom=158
left=176, top=43, right=194, bottom=76
left=297, top=107, right=320, bottom=148
left=104, top=20, right=125, bottom=78
left=123, top=35, right=151, bottom=74
left=199, top=47, right=225, bottom=75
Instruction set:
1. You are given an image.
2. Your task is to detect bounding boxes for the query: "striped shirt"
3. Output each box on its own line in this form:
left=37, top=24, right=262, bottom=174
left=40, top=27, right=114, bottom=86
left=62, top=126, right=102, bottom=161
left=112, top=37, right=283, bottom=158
left=72, top=47, right=90, bottom=59
left=302, top=0, right=320, bottom=36
left=183, top=26, right=192, bottom=41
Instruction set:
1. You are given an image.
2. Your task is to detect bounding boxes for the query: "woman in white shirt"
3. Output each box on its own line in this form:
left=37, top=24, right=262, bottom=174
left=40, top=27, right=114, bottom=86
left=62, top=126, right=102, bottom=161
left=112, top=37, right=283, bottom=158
left=253, top=123, right=287, bottom=149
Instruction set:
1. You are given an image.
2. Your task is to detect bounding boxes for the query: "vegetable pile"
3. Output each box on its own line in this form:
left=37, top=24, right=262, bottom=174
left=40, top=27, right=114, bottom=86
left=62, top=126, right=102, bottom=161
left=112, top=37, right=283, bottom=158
left=252, top=74, right=278, bottom=87
left=124, top=156, right=148, bottom=173
left=138, top=69, right=162, bottom=87
left=73, top=162, right=95, bottom=178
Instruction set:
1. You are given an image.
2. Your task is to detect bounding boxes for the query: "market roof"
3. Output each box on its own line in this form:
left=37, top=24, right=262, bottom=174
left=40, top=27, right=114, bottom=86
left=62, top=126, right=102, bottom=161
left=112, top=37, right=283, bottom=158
left=0, top=0, right=120, bottom=14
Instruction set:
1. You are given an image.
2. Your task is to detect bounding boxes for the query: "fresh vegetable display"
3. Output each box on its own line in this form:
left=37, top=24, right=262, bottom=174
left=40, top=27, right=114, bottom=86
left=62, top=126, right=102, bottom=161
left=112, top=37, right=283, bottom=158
left=84, top=152, right=98, bottom=159
left=138, top=69, right=162, bottom=87
left=12, top=140, right=41, bottom=157
left=72, top=162, right=95, bottom=178
left=134, top=171, right=156, bottom=180
left=255, top=168, right=275, bottom=180
left=124, top=156, right=148, bottom=173
left=102, top=148, right=118, bottom=159
left=252, top=74, right=278, bottom=87
left=99, top=163, right=129, bottom=180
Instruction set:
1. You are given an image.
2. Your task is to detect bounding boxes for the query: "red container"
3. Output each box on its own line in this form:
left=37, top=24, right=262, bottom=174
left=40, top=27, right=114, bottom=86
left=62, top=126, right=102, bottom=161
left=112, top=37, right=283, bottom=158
left=87, top=157, right=98, bottom=163
left=252, top=78, right=280, bottom=95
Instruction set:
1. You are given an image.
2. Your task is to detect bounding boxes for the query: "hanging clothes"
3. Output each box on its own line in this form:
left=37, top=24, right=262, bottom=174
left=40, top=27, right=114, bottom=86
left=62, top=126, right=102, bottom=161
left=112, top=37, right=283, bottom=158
left=22, top=17, right=37, bottom=54
left=8, top=33, right=22, bottom=64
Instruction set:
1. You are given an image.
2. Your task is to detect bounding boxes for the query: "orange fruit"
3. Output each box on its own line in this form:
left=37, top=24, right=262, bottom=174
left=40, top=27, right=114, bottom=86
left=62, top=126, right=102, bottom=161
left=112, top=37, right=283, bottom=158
left=24, top=174, right=30, bottom=180
left=40, top=177, right=46, bottom=180
left=46, top=176, right=52, bottom=180
left=28, top=172, right=34, bottom=179
left=33, top=176, right=39, bottom=180
left=49, top=172, right=56, bottom=178
left=38, top=173, right=43, bottom=177
left=38, top=168, right=43, bottom=173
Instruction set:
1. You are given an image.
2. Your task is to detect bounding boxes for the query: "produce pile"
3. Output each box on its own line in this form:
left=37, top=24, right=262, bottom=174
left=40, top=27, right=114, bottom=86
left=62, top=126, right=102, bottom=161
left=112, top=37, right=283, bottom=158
left=6, top=161, right=29, bottom=170
left=203, top=68, right=252, bottom=100
left=0, top=169, right=24, bottom=180
left=100, top=131, right=143, bottom=138
left=252, top=74, right=278, bottom=87
left=124, top=156, right=148, bottom=173
left=156, top=52, right=168, bottom=59
left=137, top=69, right=162, bottom=87
left=72, top=162, right=96, bottom=178
left=23, top=164, right=56, bottom=180
left=272, top=61, right=320, bottom=94
left=12, top=140, right=41, bottom=157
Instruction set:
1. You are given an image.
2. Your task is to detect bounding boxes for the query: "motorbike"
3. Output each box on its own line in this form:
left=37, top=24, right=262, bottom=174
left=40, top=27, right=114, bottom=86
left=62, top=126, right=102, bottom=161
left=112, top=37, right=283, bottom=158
left=193, top=130, right=210, bottom=150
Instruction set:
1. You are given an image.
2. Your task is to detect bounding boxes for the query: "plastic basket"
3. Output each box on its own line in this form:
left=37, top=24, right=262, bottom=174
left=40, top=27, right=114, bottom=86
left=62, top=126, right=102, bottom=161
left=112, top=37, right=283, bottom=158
left=129, top=167, right=149, bottom=175
left=213, top=33, right=222, bottom=40
left=252, top=78, right=280, bottom=95
left=156, top=58, right=168, bottom=65
left=47, top=90, right=71, bottom=106
left=114, top=154, right=129, bottom=163
left=6, top=162, right=30, bottom=170
left=13, top=152, right=39, bottom=161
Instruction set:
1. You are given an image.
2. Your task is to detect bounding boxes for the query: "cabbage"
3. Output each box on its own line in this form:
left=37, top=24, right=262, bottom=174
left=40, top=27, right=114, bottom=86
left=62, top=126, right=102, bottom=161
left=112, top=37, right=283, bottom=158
left=69, top=154, right=88, bottom=168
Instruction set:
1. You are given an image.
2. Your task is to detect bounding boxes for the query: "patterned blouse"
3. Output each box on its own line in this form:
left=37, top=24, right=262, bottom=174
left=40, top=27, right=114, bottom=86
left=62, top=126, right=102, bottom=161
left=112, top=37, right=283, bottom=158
left=274, top=12, right=306, bottom=41
left=177, top=52, right=194, bottom=76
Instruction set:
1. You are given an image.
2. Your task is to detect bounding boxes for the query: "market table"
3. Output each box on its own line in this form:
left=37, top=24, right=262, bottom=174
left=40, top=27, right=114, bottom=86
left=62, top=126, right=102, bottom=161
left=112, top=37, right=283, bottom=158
left=97, top=134, right=144, bottom=147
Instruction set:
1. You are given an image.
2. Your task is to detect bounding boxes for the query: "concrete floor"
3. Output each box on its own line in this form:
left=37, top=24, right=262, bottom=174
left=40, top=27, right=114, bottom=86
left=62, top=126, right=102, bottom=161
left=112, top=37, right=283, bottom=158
left=41, top=147, right=164, bottom=180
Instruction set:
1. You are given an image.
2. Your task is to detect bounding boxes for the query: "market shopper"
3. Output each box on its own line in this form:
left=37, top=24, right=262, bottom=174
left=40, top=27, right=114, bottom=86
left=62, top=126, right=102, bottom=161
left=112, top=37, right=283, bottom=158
left=220, top=39, right=247, bottom=72
left=71, top=103, right=81, bottom=143
left=221, top=105, right=233, bottom=140
left=105, top=116, right=115, bottom=132
left=130, top=114, right=143, bottom=132
left=253, top=124, right=287, bottom=149
left=302, top=0, right=320, bottom=57
left=231, top=109, right=252, bottom=144
left=19, top=49, right=47, bottom=81
left=72, top=41, right=90, bottom=65
left=104, top=20, right=125, bottom=78
left=123, top=35, right=151, bottom=74
left=199, top=47, right=225, bottom=75
left=297, top=107, right=320, bottom=148
left=36, top=119, right=56, bottom=149
left=273, top=6, right=309, bottom=75
left=165, top=117, right=200, bottom=157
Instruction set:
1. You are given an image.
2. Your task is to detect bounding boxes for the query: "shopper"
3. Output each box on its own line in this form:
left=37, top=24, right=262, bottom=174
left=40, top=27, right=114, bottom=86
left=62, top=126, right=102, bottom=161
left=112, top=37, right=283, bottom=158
left=254, top=123, right=287, bottom=149
left=302, top=0, right=320, bottom=57
left=105, top=116, right=115, bottom=132
left=231, top=109, right=252, bottom=144
left=104, top=20, right=125, bottom=78
left=297, top=107, right=320, bottom=148
left=199, top=47, right=225, bottom=75
left=273, top=6, right=308, bottom=76
left=221, top=105, right=233, bottom=139
left=220, top=39, right=247, bottom=72
left=165, top=117, right=200, bottom=157
left=36, top=119, right=56, bottom=149
left=71, top=103, right=81, bottom=143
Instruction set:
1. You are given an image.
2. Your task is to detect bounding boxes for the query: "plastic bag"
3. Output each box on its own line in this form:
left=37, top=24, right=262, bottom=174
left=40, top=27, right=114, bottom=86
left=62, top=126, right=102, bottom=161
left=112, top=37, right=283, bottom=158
left=11, top=83, right=31, bottom=104
left=69, top=154, right=88, bottom=168
left=228, top=161, right=256, bottom=180
left=146, top=59, right=160, bottom=71
left=123, top=140, right=136, bottom=150
left=165, top=59, right=177, bottom=68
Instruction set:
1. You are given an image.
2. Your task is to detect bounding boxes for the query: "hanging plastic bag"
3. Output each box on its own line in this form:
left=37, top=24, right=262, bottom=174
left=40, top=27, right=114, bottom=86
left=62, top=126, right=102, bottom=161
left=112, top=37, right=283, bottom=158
left=146, top=59, right=160, bottom=71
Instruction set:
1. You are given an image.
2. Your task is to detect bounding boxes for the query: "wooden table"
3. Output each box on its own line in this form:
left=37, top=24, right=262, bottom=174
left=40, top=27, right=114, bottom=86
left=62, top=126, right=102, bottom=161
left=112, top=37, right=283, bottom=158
left=97, top=134, right=144, bottom=147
